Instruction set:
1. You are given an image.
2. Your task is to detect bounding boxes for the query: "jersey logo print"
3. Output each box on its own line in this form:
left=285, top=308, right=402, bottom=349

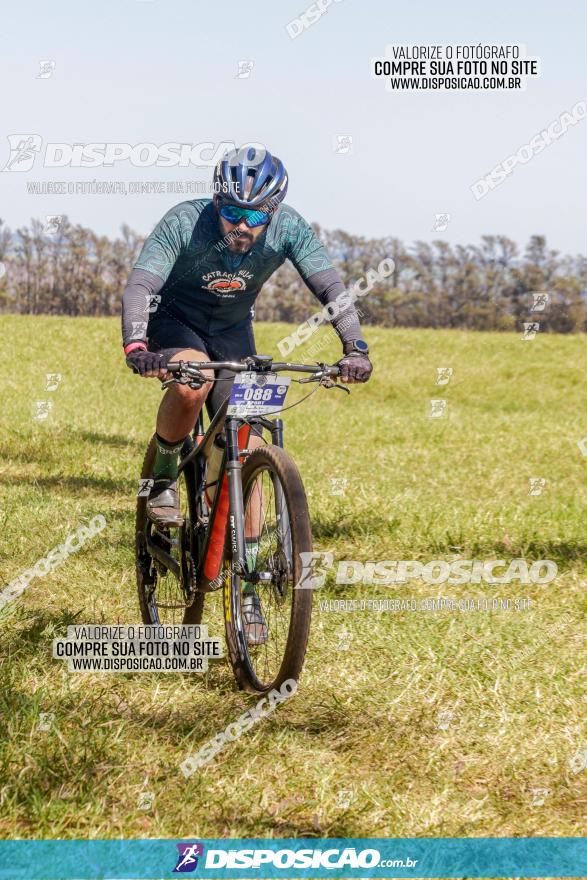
left=202, top=270, right=253, bottom=297
left=206, top=276, right=246, bottom=291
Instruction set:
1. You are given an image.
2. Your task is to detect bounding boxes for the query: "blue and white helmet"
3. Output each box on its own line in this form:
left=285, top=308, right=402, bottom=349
left=213, top=146, right=288, bottom=211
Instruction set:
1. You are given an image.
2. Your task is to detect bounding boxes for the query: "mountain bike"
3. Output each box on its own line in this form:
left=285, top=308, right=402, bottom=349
left=135, top=354, right=347, bottom=693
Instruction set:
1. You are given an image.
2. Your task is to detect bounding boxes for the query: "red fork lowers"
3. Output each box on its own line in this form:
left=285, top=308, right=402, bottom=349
left=203, top=424, right=251, bottom=581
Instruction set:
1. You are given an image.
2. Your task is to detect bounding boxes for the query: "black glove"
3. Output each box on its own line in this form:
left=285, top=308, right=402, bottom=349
left=337, top=352, right=373, bottom=383
left=125, top=348, right=167, bottom=377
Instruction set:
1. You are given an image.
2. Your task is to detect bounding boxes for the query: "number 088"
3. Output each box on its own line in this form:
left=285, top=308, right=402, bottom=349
left=243, top=387, right=273, bottom=402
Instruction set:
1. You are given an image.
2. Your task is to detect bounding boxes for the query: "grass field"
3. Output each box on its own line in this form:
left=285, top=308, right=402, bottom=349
left=0, top=315, right=585, bottom=842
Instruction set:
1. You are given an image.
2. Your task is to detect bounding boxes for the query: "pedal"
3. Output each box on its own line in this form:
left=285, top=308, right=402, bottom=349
left=147, top=512, right=185, bottom=529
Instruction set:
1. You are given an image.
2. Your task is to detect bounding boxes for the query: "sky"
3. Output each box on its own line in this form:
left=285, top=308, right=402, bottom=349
left=1, top=0, right=586, bottom=254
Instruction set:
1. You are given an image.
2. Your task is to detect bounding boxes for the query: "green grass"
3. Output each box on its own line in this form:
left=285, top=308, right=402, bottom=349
left=0, top=315, right=585, bottom=840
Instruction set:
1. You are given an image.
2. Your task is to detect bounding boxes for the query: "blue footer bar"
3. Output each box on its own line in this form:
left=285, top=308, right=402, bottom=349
left=0, top=838, right=584, bottom=879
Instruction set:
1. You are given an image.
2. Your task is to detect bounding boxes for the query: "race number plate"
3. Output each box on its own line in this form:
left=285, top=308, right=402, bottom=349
left=227, top=373, right=290, bottom=417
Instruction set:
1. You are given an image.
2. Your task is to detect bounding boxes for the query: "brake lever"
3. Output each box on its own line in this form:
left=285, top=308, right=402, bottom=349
left=298, top=373, right=350, bottom=393
left=161, top=370, right=206, bottom=390
left=328, top=381, right=351, bottom=394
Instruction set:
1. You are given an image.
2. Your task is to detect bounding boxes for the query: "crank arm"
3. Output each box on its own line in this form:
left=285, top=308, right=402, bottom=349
left=145, top=533, right=180, bottom=579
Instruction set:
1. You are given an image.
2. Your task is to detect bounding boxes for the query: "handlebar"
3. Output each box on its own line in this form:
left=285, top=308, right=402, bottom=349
left=162, top=356, right=342, bottom=392
left=165, top=358, right=340, bottom=376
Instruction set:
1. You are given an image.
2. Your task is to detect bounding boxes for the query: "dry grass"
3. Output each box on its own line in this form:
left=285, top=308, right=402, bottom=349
left=0, top=315, right=585, bottom=843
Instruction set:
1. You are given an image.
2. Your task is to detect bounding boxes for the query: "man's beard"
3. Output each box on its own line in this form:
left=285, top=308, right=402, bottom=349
left=226, top=229, right=254, bottom=253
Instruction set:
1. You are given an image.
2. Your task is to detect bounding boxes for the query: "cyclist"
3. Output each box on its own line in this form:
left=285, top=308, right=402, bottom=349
left=122, top=146, right=372, bottom=641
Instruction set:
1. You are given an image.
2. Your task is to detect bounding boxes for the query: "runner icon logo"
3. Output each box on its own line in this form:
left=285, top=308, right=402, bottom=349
left=173, top=843, right=204, bottom=873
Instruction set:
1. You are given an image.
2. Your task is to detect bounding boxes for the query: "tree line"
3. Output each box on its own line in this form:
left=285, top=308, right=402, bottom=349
left=0, top=216, right=585, bottom=332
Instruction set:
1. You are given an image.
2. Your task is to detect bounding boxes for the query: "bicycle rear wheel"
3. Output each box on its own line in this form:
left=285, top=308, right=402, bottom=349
left=135, top=436, right=205, bottom=625
left=223, top=445, right=313, bottom=693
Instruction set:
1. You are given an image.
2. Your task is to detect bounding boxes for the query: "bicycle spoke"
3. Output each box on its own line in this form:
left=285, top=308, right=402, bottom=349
left=241, top=465, right=295, bottom=685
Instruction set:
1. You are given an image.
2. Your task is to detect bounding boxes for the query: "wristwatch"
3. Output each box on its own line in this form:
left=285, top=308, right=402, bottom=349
left=345, top=339, right=370, bottom=356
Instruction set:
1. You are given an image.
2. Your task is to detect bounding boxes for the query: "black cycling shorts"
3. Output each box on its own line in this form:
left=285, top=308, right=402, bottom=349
left=147, top=314, right=257, bottom=424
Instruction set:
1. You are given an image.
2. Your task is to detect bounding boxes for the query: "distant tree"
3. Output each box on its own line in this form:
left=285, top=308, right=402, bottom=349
left=0, top=219, right=12, bottom=310
left=0, top=218, right=586, bottom=333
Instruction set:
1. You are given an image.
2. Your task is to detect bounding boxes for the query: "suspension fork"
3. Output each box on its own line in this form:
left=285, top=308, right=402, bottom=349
left=270, top=418, right=284, bottom=448
left=250, top=418, right=290, bottom=564
left=250, top=416, right=284, bottom=448
left=273, top=418, right=292, bottom=565
left=225, top=419, right=249, bottom=576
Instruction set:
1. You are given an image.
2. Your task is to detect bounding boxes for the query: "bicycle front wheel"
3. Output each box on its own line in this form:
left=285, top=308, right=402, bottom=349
left=223, top=445, right=313, bottom=693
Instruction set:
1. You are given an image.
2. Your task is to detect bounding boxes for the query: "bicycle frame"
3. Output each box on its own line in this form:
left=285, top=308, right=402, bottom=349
left=197, top=412, right=289, bottom=591
left=144, top=400, right=286, bottom=594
